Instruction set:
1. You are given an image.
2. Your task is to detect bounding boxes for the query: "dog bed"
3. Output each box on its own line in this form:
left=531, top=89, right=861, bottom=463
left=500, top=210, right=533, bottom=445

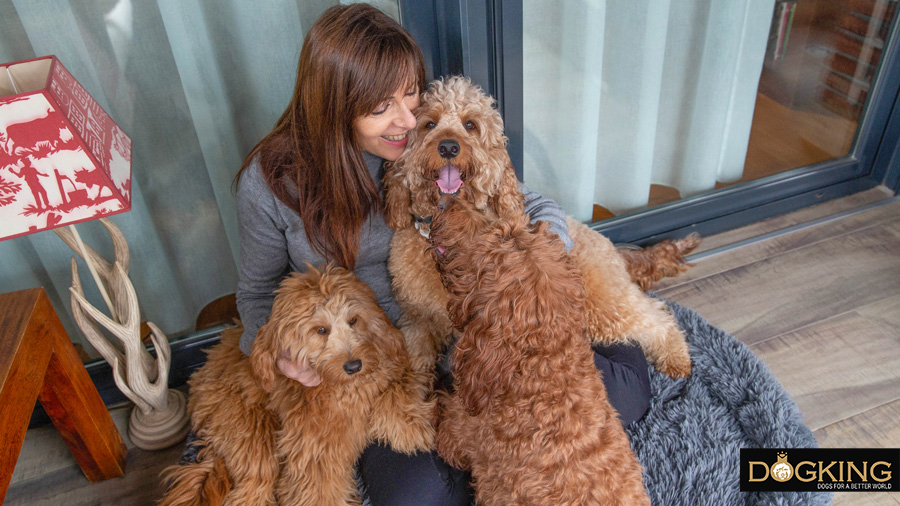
left=626, top=297, right=830, bottom=506
left=181, top=297, right=829, bottom=505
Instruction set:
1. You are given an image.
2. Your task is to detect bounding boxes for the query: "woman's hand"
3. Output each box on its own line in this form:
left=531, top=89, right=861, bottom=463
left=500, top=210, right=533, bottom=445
left=276, top=351, right=322, bottom=387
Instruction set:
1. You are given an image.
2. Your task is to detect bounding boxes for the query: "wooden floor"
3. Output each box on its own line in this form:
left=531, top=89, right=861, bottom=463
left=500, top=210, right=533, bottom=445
left=6, top=187, right=900, bottom=505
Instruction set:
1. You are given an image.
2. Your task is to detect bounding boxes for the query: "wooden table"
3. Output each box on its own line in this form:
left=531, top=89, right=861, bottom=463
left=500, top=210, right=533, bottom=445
left=0, top=288, right=126, bottom=502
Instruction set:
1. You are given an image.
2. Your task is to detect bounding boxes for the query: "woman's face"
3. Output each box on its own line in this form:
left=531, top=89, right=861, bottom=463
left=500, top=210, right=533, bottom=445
left=354, top=83, right=420, bottom=161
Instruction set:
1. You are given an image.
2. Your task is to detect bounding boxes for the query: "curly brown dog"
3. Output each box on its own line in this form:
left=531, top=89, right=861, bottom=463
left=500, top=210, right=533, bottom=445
left=158, top=265, right=434, bottom=506
left=429, top=195, right=650, bottom=506
left=384, top=75, right=695, bottom=378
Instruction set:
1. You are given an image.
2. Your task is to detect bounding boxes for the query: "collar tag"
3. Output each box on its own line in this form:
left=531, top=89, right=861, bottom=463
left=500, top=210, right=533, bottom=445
left=414, top=220, right=430, bottom=239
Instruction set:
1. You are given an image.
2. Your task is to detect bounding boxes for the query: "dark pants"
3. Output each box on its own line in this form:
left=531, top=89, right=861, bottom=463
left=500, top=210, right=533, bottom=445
left=359, top=341, right=651, bottom=506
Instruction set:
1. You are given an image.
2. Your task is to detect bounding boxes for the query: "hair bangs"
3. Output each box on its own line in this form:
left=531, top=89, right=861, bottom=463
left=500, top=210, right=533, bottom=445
left=351, top=35, right=424, bottom=118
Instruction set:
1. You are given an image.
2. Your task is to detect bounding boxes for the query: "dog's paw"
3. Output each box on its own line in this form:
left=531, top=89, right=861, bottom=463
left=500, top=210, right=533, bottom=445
left=379, top=399, right=437, bottom=454
left=655, top=347, right=692, bottom=378
left=401, top=412, right=437, bottom=454
left=370, top=377, right=437, bottom=454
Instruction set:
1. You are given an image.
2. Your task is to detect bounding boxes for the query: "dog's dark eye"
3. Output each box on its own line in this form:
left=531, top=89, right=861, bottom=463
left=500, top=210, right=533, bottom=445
left=464, top=120, right=476, bottom=131
left=348, top=317, right=358, bottom=327
left=424, top=121, right=436, bottom=130
left=317, top=327, right=329, bottom=335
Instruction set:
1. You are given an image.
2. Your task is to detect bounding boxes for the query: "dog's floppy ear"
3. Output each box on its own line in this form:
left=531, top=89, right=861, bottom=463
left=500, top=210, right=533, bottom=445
left=453, top=316, right=518, bottom=417
left=490, top=153, right=525, bottom=222
left=369, top=309, right=410, bottom=367
left=384, top=161, right=414, bottom=230
left=250, top=322, right=278, bottom=392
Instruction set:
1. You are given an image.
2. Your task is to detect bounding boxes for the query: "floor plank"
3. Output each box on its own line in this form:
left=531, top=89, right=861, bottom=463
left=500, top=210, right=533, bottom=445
left=810, top=296, right=900, bottom=447
left=855, top=293, right=900, bottom=331
left=656, top=195, right=900, bottom=291
left=748, top=311, right=900, bottom=431
left=10, top=404, right=134, bottom=487
left=662, top=186, right=893, bottom=258
left=659, top=219, right=900, bottom=346
left=8, top=403, right=176, bottom=505
left=4, top=444, right=180, bottom=506
left=814, top=398, right=900, bottom=450
left=832, top=491, right=900, bottom=506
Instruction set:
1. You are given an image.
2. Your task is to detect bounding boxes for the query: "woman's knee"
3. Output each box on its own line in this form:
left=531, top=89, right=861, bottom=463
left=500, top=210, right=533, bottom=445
left=592, top=342, right=652, bottom=425
left=359, top=443, right=472, bottom=506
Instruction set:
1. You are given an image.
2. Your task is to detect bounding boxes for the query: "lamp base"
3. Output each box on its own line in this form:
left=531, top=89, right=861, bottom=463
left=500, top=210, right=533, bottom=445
left=128, top=389, right=190, bottom=451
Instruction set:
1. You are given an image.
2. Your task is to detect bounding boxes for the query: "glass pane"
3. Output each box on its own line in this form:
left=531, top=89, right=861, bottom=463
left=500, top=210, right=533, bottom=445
left=742, top=0, right=893, bottom=184
left=522, top=0, right=897, bottom=223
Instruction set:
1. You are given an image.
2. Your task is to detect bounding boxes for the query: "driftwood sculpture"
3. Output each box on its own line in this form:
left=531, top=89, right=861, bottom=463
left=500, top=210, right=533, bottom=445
left=55, top=219, right=189, bottom=450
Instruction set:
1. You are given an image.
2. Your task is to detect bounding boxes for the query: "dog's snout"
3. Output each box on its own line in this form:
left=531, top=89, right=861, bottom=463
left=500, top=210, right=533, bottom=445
left=437, top=192, right=455, bottom=211
left=343, top=359, right=362, bottom=375
left=438, top=139, right=460, bottom=158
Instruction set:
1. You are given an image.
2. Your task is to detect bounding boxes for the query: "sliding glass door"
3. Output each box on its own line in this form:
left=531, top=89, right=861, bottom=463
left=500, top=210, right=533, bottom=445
left=404, top=0, right=900, bottom=244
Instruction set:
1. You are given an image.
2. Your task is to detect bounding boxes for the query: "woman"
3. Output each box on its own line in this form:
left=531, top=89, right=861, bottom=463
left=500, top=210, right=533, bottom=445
left=235, top=4, right=650, bottom=505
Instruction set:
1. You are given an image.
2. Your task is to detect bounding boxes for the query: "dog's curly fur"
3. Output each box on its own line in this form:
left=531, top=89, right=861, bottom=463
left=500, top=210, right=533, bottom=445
left=385, top=76, right=694, bottom=378
left=430, top=196, right=650, bottom=506
left=158, top=265, right=434, bottom=506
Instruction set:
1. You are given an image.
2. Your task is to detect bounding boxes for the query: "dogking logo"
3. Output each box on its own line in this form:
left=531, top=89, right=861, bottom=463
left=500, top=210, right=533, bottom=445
left=770, top=452, right=793, bottom=482
left=741, top=448, right=900, bottom=492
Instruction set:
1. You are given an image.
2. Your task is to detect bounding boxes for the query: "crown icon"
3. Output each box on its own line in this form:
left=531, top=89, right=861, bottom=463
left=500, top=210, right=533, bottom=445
left=777, top=452, right=788, bottom=461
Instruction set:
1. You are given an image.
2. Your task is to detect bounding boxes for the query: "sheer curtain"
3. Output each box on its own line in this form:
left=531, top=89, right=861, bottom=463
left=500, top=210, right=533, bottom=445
left=0, top=0, right=396, bottom=358
left=523, top=0, right=776, bottom=221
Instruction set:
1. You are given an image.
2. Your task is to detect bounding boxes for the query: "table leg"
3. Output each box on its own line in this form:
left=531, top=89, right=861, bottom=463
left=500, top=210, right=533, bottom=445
left=0, top=289, right=126, bottom=502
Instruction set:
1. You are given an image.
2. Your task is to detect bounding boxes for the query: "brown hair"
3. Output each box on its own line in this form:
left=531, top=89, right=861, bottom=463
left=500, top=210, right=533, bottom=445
left=237, top=3, right=425, bottom=269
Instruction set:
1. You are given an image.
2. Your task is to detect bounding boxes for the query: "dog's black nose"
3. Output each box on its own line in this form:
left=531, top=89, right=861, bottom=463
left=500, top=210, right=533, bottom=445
left=438, top=139, right=459, bottom=158
left=343, top=359, right=362, bottom=375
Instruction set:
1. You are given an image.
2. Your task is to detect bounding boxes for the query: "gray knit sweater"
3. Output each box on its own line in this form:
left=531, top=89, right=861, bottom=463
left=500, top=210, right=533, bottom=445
left=236, top=152, right=572, bottom=355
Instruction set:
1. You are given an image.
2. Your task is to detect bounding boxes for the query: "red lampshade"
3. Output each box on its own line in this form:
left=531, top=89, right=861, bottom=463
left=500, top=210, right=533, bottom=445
left=0, top=55, right=131, bottom=241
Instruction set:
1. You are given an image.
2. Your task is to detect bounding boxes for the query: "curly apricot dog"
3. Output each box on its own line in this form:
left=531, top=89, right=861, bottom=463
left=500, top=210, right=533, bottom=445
left=385, top=76, right=695, bottom=378
left=430, top=195, right=650, bottom=506
left=158, top=265, right=434, bottom=506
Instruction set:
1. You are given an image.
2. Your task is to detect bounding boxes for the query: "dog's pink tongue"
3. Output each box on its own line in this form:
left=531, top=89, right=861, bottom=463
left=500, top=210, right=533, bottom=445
left=437, top=165, right=462, bottom=194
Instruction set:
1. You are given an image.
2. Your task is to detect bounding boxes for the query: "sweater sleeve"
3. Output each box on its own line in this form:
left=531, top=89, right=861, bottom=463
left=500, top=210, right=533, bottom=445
left=236, top=162, right=291, bottom=355
left=520, top=184, right=573, bottom=253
